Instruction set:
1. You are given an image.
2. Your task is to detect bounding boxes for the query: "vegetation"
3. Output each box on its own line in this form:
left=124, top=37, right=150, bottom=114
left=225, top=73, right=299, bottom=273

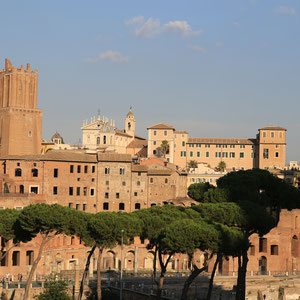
left=187, top=182, right=214, bottom=202
left=216, top=161, right=226, bottom=172
left=160, top=140, right=169, bottom=157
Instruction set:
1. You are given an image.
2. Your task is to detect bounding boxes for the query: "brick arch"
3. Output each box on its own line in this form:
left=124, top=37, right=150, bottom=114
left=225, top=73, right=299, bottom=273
left=292, top=235, right=299, bottom=257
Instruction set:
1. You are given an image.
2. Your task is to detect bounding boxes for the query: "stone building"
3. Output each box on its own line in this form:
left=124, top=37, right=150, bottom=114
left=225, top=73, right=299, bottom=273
left=147, top=123, right=286, bottom=171
left=0, top=59, right=42, bottom=156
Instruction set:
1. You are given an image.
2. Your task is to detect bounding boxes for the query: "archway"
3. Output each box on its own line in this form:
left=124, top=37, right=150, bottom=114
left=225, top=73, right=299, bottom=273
left=125, top=251, right=135, bottom=270
left=103, top=251, right=116, bottom=270
left=292, top=235, right=298, bottom=257
left=259, top=256, right=267, bottom=275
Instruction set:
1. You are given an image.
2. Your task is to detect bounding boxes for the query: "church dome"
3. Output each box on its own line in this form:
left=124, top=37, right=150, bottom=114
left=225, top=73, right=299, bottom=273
left=126, top=107, right=134, bottom=118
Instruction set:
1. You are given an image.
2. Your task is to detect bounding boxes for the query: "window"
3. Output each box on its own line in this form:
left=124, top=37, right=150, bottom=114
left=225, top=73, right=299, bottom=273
left=119, top=203, right=125, bottom=210
left=223, top=145, right=227, bottom=148
left=189, top=144, right=194, bottom=148
left=92, top=166, right=95, bottom=173
left=230, top=145, right=235, bottom=148
left=153, top=141, right=156, bottom=146
left=275, top=152, right=279, bottom=158
left=263, top=132, right=266, bottom=138
left=83, top=204, right=87, bottom=211
left=180, top=151, right=186, bottom=157
left=0, top=252, right=7, bottom=266
left=120, top=168, right=125, bottom=175
left=215, top=152, right=221, bottom=158
left=97, top=137, right=100, bottom=145
left=26, top=251, right=34, bottom=265
left=69, top=187, right=73, bottom=196
left=30, top=186, right=38, bottom=194
left=91, top=178, right=95, bottom=182
left=263, top=149, right=269, bottom=159
left=138, top=172, right=141, bottom=176
left=116, top=193, right=120, bottom=199
left=105, top=168, right=110, bottom=174
left=105, top=192, right=109, bottom=198
left=182, top=141, right=185, bottom=146
left=68, top=203, right=73, bottom=208
left=206, top=152, right=209, bottom=158
left=240, top=145, right=245, bottom=149
left=137, top=181, right=140, bottom=186
left=153, top=150, right=156, bottom=155
left=135, top=203, right=141, bottom=210
left=134, top=192, right=138, bottom=196
left=150, top=178, right=154, bottom=183
left=105, top=181, right=109, bottom=186
left=53, top=186, right=58, bottom=195
left=28, top=130, right=32, bottom=137
left=271, top=245, right=279, bottom=255
left=90, top=188, right=95, bottom=196
left=259, top=238, right=267, bottom=252
left=205, top=144, right=210, bottom=148
left=165, top=178, right=168, bottom=184
left=190, top=151, right=193, bottom=157
left=12, top=251, right=20, bottom=266
left=54, top=168, right=58, bottom=178
left=103, top=202, right=109, bottom=210
left=20, top=185, right=24, bottom=194
left=154, top=130, right=157, bottom=136
left=76, top=187, right=80, bottom=196
left=196, top=144, right=201, bottom=147
left=230, top=152, right=235, bottom=158
left=83, top=187, right=87, bottom=196
left=197, top=152, right=200, bottom=157
left=271, top=132, right=274, bottom=138
left=240, top=152, right=244, bottom=158
left=222, top=152, right=228, bottom=158
left=122, top=181, right=126, bottom=186
left=84, top=166, right=88, bottom=173
left=164, top=131, right=167, bottom=136
left=15, top=168, right=22, bottom=177
left=32, top=168, right=38, bottom=177
left=103, top=135, right=106, bottom=144
left=76, top=204, right=80, bottom=210
left=70, top=165, right=74, bottom=173
left=77, top=165, right=81, bottom=173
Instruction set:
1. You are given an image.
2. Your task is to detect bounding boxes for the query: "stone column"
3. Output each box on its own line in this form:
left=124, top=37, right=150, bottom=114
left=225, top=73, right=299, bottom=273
left=134, top=246, right=138, bottom=274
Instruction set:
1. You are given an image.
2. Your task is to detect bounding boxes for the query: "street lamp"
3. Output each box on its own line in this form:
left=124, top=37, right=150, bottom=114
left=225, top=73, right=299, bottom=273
left=120, top=229, right=124, bottom=300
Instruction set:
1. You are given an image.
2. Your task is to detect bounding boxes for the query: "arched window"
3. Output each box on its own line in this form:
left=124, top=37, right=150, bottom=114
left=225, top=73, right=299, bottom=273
left=31, top=168, right=38, bottom=177
left=128, top=122, right=131, bottom=130
left=15, top=168, right=22, bottom=177
left=103, top=135, right=106, bottom=144
left=292, top=235, right=298, bottom=257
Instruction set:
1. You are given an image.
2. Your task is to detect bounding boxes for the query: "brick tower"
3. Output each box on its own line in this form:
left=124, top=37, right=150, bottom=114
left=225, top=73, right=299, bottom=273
left=0, top=58, right=43, bottom=156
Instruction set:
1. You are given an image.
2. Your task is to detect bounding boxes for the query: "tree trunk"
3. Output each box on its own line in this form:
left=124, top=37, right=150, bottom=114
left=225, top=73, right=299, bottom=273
left=235, top=255, right=242, bottom=300
left=180, top=265, right=207, bottom=300
left=97, top=248, right=103, bottom=300
left=235, top=251, right=248, bottom=300
left=153, top=245, right=158, bottom=286
left=206, top=254, right=221, bottom=300
left=156, top=251, right=173, bottom=299
left=78, top=245, right=96, bottom=300
left=23, top=235, right=51, bottom=300
left=157, top=276, right=164, bottom=299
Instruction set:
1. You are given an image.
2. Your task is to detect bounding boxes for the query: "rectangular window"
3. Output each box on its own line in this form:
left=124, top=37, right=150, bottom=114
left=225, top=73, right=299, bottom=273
left=153, top=141, right=156, bottom=146
left=53, top=186, right=58, bottom=195
left=122, top=181, right=126, bottom=186
left=92, top=166, right=95, bottom=173
left=271, top=245, right=278, bottom=255
left=119, top=203, right=125, bottom=210
left=76, top=204, right=80, bottom=210
left=230, top=145, right=235, bottom=148
left=116, top=193, right=120, bottom=199
left=84, top=166, right=88, bottom=173
left=68, top=203, right=73, bottom=208
left=240, top=145, right=245, bottom=149
left=70, top=165, right=74, bottom=173
left=83, top=187, right=87, bottom=196
left=190, top=151, right=193, bottom=157
left=69, top=187, right=73, bottom=196
left=120, top=168, right=125, bottom=175
left=103, top=202, right=109, bottom=210
left=154, top=130, right=157, bottom=136
left=259, top=238, right=267, bottom=252
left=223, top=145, right=227, bottom=148
left=205, top=144, right=210, bottom=148
left=90, top=188, right=95, bottom=196
left=54, top=168, right=58, bottom=178
left=215, top=152, right=221, bottom=158
left=30, top=186, right=38, bottom=194
left=106, top=181, right=109, bottom=185
left=134, top=192, right=138, bottom=196
left=251, top=152, right=255, bottom=158
left=222, top=152, right=228, bottom=158
left=164, top=130, right=167, bottom=136
left=26, top=251, right=34, bottom=265
left=83, top=204, right=87, bottom=211
left=216, top=144, right=221, bottom=148
left=105, top=192, right=109, bottom=199
left=105, top=168, right=110, bottom=174
left=77, top=165, right=81, bottom=173
left=263, top=132, right=266, bottom=138
left=182, top=141, right=185, bottom=146
left=240, top=152, right=244, bottom=158
left=230, top=152, right=235, bottom=158
left=263, top=149, right=269, bottom=159
left=275, top=152, right=279, bottom=158
left=197, top=152, right=200, bottom=157
left=206, top=152, right=209, bottom=158
left=271, top=132, right=274, bottom=138
left=76, top=187, right=80, bottom=196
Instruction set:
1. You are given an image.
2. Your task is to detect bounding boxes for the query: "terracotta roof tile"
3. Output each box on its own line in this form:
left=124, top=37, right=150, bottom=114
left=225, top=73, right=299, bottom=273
left=115, top=129, right=133, bottom=137
left=97, top=153, right=132, bottom=162
left=147, top=123, right=174, bottom=130
left=259, top=126, right=287, bottom=131
left=188, top=138, right=256, bottom=145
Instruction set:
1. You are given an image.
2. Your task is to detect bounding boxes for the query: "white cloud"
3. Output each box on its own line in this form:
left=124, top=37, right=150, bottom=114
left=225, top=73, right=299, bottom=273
left=86, top=51, right=129, bottom=63
left=189, top=45, right=206, bottom=53
left=125, top=16, right=145, bottom=26
left=125, top=16, right=202, bottom=38
left=164, top=21, right=202, bottom=36
left=134, top=18, right=161, bottom=38
left=274, top=6, right=296, bottom=16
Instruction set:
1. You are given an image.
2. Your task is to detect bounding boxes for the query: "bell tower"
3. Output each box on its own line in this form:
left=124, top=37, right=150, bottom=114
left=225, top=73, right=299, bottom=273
left=0, top=58, right=43, bottom=156
left=125, top=107, right=135, bottom=137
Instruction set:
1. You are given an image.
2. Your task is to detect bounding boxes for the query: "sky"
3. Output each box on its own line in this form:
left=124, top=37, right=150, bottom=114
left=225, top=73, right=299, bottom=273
left=0, top=0, right=299, bottom=162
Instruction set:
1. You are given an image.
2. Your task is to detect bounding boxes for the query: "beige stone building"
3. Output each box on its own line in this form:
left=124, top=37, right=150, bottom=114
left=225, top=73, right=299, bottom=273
left=148, top=123, right=286, bottom=171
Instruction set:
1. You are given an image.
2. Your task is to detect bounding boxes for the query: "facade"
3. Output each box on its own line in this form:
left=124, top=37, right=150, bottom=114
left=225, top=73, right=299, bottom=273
left=147, top=123, right=286, bottom=171
left=0, top=59, right=42, bottom=156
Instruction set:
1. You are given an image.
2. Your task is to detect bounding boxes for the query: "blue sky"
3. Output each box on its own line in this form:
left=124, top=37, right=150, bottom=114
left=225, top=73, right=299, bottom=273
left=0, top=0, right=299, bottom=162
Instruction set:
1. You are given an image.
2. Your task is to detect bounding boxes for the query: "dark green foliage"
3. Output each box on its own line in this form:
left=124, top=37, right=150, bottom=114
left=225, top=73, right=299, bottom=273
left=188, top=182, right=214, bottom=202
left=203, top=188, right=229, bottom=203
left=34, top=276, right=72, bottom=300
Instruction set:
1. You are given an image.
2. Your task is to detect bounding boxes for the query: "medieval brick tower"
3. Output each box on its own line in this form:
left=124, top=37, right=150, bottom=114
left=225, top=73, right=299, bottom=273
left=0, top=58, right=42, bottom=156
